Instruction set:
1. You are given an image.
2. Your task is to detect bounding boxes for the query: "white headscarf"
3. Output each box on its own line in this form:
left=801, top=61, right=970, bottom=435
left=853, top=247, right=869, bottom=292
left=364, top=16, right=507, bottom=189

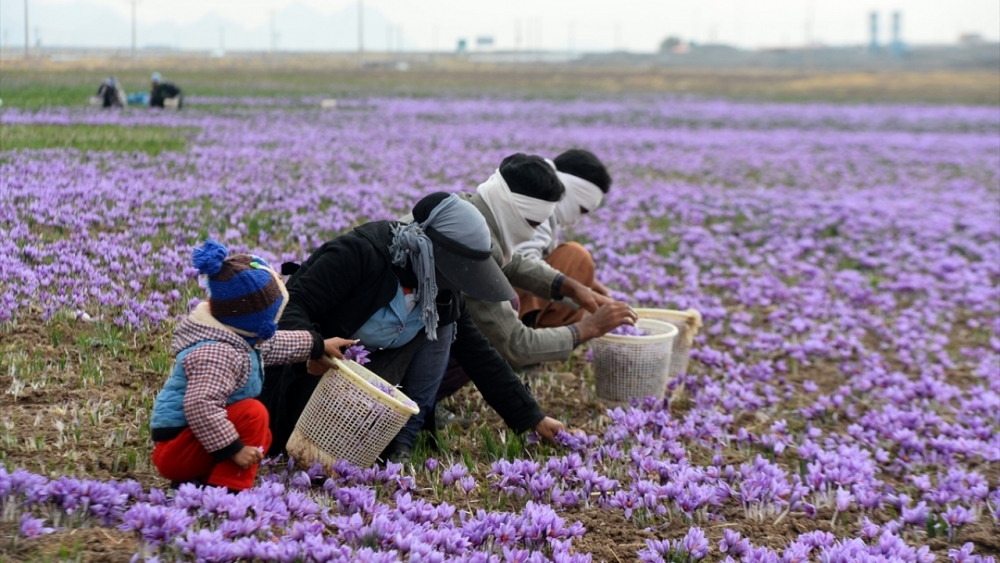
left=554, top=171, right=604, bottom=228
left=477, top=169, right=556, bottom=264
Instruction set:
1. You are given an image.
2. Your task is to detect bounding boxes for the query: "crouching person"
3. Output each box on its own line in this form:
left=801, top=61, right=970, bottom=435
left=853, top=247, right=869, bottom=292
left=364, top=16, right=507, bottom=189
left=150, top=72, right=184, bottom=109
left=514, top=149, right=615, bottom=328
left=261, top=192, right=565, bottom=464
left=150, top=239, right=351, bottom=491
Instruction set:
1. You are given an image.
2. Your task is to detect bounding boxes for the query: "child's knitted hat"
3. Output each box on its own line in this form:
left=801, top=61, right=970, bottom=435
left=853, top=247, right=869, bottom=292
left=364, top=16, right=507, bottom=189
left=192, top=239, right=288, bottom=340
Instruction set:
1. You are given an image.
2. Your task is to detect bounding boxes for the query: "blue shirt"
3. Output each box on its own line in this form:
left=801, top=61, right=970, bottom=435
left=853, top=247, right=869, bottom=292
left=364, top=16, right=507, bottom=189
left=351, top=285, right=425, bottom=349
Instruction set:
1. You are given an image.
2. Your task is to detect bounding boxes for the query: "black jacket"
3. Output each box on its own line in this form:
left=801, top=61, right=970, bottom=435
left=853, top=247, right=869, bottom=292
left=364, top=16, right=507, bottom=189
left=96, top=83, right=124, bottom=108
left=150, top=82, right=183, bottom=108
left=261, top=221, right=546, bottom=455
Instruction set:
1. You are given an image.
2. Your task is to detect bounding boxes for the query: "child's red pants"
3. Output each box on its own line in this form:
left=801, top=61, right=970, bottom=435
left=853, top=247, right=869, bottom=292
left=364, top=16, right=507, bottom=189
left=152, top=399, right=271, bottom=491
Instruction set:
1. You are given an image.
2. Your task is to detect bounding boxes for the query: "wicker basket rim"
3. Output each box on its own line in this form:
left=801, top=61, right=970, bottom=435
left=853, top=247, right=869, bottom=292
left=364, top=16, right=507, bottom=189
left=634, top=307, right=700, bottom=321
left=596, top=318, right=678, bottom=344
left=331, top=358, right=420, bottom=415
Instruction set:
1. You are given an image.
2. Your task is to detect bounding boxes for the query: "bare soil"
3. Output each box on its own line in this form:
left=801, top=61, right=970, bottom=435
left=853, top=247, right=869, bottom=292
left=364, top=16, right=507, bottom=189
left=2, top=314, right=997, bottom=562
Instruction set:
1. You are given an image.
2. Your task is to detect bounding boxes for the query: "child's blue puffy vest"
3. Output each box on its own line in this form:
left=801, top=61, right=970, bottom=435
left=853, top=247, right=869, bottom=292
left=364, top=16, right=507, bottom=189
left=150, top=341, right=263, bottom=430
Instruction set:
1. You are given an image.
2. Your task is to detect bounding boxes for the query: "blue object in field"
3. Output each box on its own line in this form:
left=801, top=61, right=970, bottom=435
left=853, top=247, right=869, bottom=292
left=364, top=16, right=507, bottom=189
left=127, top=92, right=149, bottom=106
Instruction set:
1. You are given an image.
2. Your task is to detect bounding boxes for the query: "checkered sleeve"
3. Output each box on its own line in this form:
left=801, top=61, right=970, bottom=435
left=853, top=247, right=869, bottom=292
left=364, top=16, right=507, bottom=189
left=181, top=343, right=244, bottom=456
left=259, top=330, right=317, bottom=366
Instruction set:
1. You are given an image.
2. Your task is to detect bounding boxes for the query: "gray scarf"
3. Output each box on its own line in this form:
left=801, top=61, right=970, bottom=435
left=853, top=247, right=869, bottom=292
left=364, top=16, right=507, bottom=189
left=389, top=195, right=466, bottom=340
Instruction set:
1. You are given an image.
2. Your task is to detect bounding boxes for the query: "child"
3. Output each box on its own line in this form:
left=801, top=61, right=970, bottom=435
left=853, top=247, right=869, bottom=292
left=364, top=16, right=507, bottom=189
left=150, top=239, right=353, bottom=491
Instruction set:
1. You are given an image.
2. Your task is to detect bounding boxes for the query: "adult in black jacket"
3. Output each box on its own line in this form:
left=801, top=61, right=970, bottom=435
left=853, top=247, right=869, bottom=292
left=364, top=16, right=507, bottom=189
left=96, top=77, right=126, bottom=108
left=261, top=193, right=564, bottom=462
left=150, top=72, right=183, bottom=109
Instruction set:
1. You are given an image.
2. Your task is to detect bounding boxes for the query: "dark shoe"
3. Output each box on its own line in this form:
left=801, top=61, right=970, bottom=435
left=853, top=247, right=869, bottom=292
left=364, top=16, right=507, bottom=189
left=379, top=441, right=412, bottom=465
left=388, top=445, right=412, bottom=465
left=435, top=403, right=473, bottom=429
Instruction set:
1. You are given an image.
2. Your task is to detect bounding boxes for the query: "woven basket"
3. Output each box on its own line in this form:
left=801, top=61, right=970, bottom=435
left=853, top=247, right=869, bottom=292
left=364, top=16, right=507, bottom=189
left=633, top=308, right=702, bottom=378
left=286, top=358, right=419, bottom=471
left=592, top=319, right=678, bottom=404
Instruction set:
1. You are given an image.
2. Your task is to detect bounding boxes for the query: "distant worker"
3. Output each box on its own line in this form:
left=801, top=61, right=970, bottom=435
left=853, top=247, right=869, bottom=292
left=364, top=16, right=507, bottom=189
left=150, top=72, right=184, bottom=109
left=95, top=76, right=126, bottom=108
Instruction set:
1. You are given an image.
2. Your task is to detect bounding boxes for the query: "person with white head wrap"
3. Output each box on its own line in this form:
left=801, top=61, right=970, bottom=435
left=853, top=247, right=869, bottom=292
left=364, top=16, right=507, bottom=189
left=433, top=153, right=637, bottom=414
left=511, top=149, right=620, bottom=331
left=476, top=168, right=558, bottom=264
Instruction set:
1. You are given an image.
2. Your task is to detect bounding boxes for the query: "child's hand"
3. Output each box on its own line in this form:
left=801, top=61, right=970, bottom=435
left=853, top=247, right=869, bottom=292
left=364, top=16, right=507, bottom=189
left=323, top=337, right=358, bottom=360
left=232, top=445, right=264, bottom=469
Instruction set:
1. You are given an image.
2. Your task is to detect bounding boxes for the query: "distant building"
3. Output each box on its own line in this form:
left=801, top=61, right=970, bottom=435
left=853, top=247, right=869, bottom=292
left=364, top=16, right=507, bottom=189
left=476, top=36, right=494, bottom=51
left=457, top=38, right=467, bottom=53
left=659, top=36, right=681, bottom=53
left=959, top=33, right=986, bottom=46
left=890, top=11, right=905, bottom=58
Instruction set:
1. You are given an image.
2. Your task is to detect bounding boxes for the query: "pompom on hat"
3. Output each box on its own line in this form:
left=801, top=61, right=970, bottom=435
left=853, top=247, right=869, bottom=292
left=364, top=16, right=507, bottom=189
left=192, top=239, right=288, bottom=340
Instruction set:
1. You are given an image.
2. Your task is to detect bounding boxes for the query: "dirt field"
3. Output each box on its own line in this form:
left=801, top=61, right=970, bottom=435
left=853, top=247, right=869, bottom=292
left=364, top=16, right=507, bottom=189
left=1, top=66, right=998, bottom=562
left=2, top=56, right=998, bottom=107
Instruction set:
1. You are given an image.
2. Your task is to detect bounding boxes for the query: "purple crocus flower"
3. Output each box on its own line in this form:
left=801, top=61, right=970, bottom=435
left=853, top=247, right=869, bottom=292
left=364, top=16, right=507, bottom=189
left=19, top=513, right=55, bottom=537
left=682, top=527, right=709, bottom=560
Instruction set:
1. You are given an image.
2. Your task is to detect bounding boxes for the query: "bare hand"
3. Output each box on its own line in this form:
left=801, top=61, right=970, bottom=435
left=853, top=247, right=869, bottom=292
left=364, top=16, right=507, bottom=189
left=323, top=337, right=357, bottom=360
left=307, top=337, right=357, bottom=375
left=307, top=359, right=330, bottom=376
left=231, top=445, right=264, bottom=469
left=534, top=417, right=565, bottom=442
left=591, top=280, right=611, bottom=297
left=576, top=302, right=638, bottom=342
left=560, top=277, right=602, bottom=313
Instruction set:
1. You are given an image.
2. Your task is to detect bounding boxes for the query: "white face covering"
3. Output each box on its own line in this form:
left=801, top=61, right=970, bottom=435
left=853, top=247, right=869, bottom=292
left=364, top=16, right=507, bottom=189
left=554, top=171, right=605, bottom=227
left=477, top=169, right=557, bottom=264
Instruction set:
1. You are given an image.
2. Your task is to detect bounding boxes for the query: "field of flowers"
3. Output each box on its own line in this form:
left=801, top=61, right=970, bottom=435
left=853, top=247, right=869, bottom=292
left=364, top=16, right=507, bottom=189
left=1, top=93, right=999, bottom=562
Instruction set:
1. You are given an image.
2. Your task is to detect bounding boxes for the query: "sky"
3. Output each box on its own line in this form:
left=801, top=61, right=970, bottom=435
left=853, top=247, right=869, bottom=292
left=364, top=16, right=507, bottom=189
left=1, top=0, right=998, bottom=52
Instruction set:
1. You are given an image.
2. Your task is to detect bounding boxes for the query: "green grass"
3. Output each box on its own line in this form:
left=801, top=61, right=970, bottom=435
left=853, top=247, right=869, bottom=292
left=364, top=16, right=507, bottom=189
left=0, top=81, right=95, bottom=109
left=1, top=65, right=998, bottom=108
left=0, top=124, right=191, bottom=154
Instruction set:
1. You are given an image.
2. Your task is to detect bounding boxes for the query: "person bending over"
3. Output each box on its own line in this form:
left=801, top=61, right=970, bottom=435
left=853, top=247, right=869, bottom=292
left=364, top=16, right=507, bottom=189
left=515, top=149, right=614, bottom=329
left=150, top=72, right=184, bottom=109
left=261, top=193, right=565, bottom=463
left=95, top=76, right=126, bottom=108
left=434, top=154, right=636, bottom=409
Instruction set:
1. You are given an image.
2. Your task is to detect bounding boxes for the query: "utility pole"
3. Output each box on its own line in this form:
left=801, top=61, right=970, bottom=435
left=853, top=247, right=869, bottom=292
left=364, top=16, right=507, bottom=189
left=131, top=0, right=137, bottom=66
left=23, top=0, right=28, bottom=58
left=270, top=11, right=276, bottom=53
left=803, top=0, right=814, bottom=70
left=357, top=0, right=364, bottom=63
